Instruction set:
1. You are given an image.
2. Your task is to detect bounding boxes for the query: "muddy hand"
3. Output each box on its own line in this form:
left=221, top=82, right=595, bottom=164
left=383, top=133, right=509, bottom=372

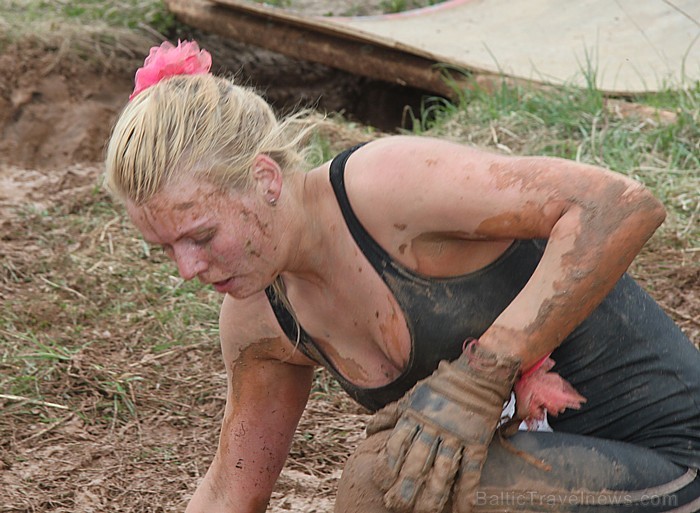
left=367, top=400, right=404, bottom=436
left=370, top=341, right=520, bottom=513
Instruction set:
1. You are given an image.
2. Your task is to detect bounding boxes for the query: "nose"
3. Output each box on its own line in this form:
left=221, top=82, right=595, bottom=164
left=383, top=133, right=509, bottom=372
left=172, top=243, right=208, bottom=281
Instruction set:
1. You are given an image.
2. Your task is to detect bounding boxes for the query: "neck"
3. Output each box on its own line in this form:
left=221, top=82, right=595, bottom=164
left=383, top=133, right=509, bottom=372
left=275, top=168, right=336, bottom=288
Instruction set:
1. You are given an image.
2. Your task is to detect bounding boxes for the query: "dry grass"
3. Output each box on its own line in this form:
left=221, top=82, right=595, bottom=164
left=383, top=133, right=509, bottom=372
left=0, top=0, right=171, bottom=74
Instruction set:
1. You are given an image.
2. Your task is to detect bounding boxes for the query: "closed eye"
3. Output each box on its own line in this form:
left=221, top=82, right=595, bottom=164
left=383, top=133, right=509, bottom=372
left=192, top=236, right=213, bottom=247
left=191, top=229, right=215, bottom=246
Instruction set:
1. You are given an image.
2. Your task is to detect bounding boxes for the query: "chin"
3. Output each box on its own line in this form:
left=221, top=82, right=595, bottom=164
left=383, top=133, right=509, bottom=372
left=225, top=290, right=249, bottom=300
left=224, top=283, right=263, bottom=300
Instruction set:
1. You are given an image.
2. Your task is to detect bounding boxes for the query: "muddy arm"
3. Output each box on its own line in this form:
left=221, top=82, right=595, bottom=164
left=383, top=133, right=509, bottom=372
left=186, top=296, right=315, bottom=513
left=348, top=136, right=666, bottom=367
left=186, top=358, right=313, bottom=513
left=472, top=153, right=666, bottom=365
left=350, top=136, right=666, bottom=513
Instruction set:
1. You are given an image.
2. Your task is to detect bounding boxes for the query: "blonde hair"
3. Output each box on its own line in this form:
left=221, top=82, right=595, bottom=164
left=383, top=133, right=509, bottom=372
left=105, top=73, right=315, bottom=205
left=105, top=73, right=315, bottom=333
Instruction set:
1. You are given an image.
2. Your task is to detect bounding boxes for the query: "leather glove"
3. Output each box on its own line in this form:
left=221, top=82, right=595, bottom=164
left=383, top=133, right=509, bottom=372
left=366, top=340, right=521, bottom=513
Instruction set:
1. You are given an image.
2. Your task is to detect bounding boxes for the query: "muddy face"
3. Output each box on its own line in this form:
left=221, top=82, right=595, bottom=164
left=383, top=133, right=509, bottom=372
left=125, top=176, right=280, bottom=299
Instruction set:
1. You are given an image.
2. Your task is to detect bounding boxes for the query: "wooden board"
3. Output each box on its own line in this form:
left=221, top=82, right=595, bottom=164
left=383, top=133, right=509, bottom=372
left=169, top=0, right=700, bottom=94
left=328, top=0, right=700, bottom=93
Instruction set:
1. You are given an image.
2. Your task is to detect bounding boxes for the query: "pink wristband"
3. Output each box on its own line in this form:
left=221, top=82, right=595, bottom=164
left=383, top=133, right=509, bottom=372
left=519, top=353, right=552, bottom=380
left=462, top=337, right=477, bottom=352
left=461, top=339, right=549, bottom=380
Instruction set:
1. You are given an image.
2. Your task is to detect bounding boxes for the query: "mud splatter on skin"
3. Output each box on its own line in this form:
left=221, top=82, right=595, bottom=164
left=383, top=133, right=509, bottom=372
left=227, top=337, right=297, bottom=374
left=221, top=338, right=299, bottom=444
left=314, top=337, right=373, bottom=384
left=214, top=337, right=313, bottom=511
left=427, top=230, right=492, bottom=241
left=378, top=296, right=410, bottom=371
left=478, top=160, right=665, bottom=364
left=401, top=233, right=513, bottom=277
left=173, top=200, right=195, bottom=211
left=239, top=206, right=271, bottom=237
left=245, top=240, right=262, bottom=258
left=475, top=204, right=562, bottom=239
left=249, top=496, right=270, bottom=513
left=125, top=175, right=286, bottom=298
left=292, top=285, right=409, bottom=386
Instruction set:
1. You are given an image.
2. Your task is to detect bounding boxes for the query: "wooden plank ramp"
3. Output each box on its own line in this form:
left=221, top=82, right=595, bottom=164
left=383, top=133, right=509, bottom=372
left=165, top=0, right=700, bottom=95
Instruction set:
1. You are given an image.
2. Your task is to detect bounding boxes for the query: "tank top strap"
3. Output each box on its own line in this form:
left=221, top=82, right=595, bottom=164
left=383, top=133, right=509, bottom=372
left=328, top=142, right=393, bottom=277
left=263, top=286, right=322, bottom=365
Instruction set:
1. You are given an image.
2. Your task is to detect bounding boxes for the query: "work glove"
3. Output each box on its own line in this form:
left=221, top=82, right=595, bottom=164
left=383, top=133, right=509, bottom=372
left=366, top=340, right=521, bottom=513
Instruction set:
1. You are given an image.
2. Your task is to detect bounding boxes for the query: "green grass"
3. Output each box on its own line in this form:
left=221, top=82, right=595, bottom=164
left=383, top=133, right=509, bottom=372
left=380, top=0, right=446, bottom=14
left=4, top=0, right=176, bottom=32
left=252, top=0, right=292, bottom=8
left=406, top=75, right=700, bottom=248
left=0, top=188, right=222, bottom=426
left=0, top=0, right=179, bottom=58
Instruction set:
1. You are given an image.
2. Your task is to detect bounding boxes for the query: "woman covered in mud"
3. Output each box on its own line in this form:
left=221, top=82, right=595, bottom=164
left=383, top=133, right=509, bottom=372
left=106, top=41, right=700, bottom=513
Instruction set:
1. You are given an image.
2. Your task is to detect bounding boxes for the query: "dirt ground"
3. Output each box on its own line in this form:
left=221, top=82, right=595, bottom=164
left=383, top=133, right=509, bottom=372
left=1, top=7, right=699, bottom=513
left=0, top=32, right=375, bottom=512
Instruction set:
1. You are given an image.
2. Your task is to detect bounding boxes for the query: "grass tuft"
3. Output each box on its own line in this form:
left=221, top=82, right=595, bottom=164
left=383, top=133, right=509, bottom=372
left=0, top=0, right=182, bottom=69
left=405, top=76, right=700, bottom=247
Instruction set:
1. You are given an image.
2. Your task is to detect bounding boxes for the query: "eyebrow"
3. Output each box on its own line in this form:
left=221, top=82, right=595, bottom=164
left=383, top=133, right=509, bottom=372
left=143, top=222, right=215, bottom=246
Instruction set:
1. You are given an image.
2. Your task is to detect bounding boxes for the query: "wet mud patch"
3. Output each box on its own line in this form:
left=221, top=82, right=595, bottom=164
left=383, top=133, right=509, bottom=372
left=0, top=35, right=430, bottom=220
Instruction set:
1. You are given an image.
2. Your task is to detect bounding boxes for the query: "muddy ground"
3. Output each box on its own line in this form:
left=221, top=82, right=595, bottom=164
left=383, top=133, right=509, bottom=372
left=1, top=9, right=699, bottom=513
left=0, top=32, right=379, bottom=512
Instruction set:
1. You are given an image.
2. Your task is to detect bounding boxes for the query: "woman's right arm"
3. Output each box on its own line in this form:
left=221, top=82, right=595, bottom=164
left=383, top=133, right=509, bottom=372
left=185, top=294, right=315, bottom=513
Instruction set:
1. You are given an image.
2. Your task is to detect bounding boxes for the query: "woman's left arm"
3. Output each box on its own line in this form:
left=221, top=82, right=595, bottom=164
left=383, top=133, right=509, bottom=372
left=473, top=153, right=666, bottom=366
left=351, top=135, right=666, bottom=367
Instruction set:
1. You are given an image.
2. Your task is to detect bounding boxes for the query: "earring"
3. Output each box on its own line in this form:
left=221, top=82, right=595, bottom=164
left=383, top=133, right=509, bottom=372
left=265, top=189, right=278, bottom=206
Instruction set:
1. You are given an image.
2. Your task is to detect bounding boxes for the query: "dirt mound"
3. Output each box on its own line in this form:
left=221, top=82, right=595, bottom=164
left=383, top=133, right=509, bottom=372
left=0, top=46, right=132, bottom=169
left=0, top=36, right=414, bottom=219
left=0, top=45, right=132, bottom=219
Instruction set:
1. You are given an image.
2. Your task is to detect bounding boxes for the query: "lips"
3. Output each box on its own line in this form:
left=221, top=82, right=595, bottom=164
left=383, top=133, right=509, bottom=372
left=212, top=277, right=233, bottom=293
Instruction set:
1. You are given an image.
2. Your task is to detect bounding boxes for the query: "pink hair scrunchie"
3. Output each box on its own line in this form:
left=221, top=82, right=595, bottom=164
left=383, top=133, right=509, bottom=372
left=129, top=40, right=212, bottom=100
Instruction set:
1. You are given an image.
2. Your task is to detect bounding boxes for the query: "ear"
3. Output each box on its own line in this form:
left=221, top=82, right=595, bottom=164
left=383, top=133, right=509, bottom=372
left=251, top=154, right=283, bottom=205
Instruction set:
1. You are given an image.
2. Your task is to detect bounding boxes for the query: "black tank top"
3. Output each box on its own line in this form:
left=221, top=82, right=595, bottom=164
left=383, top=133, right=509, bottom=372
left=264, top=144, right=700, bottom=469
left=265, top=144, right=545, bottom=410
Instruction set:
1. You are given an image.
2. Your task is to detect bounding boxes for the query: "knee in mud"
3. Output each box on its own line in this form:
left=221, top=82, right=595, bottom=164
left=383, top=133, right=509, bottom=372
left=335, top=432, right=389, bottom=513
